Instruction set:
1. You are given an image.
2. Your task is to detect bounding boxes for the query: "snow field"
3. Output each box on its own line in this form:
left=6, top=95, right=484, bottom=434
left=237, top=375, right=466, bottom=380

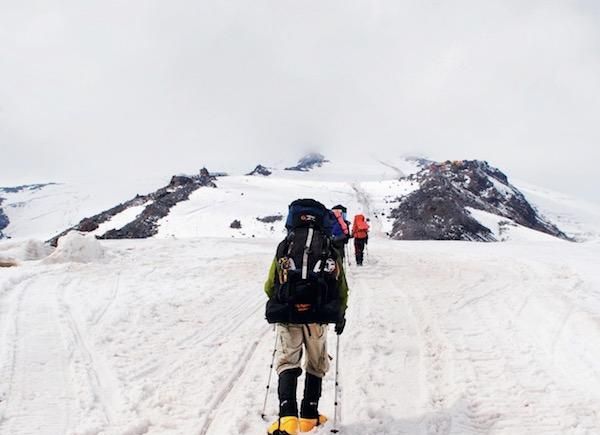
left=1, top=156, right=424, bottom=243
left=1, top=177, right=166, bottom=241
left=1, top=236, right=600, bottom=434
left=157, top=176, right=363, bottom=239
left=0, top=239, right=53, bottom=264
left=515, top=181, right=600, bottom=242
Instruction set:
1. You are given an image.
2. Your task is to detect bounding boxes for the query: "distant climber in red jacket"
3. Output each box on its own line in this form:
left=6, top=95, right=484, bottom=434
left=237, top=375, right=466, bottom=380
left=352, top=214, right=370, bottom=266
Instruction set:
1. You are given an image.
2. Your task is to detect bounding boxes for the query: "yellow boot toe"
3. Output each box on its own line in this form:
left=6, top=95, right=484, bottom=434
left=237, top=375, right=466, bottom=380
left=267, top=416, right=299, bottom=435
left=299, top=415, right=328, bottom=432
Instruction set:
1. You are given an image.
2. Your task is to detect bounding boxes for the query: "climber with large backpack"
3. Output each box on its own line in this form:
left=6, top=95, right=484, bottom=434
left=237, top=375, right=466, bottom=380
left=264, top=199, right=349, bottom=435
left=352, top=214, right=370, bottom=266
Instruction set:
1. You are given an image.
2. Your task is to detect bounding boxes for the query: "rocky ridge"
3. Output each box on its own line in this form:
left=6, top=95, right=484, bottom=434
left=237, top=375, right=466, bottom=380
left=0, top=197, right=8, bottom=239
left=389, top=160, right=569, bottom=241
left=48, top=169, right=216, bottom=245
left=247, top=164, right=272, bottom=176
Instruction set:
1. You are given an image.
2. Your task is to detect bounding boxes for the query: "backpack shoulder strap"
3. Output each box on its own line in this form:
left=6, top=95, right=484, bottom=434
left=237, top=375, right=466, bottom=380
left=276, top=238, right=290, bottom=259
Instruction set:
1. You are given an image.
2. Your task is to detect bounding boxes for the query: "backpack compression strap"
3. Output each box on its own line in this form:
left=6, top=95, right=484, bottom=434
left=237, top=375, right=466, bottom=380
left=302, top=227, right=314, bottom=279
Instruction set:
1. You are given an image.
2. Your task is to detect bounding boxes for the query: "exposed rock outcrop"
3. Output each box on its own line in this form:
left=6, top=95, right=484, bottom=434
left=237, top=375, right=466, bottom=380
left=389, top=160, right=569, bottom=241
left=49, top=168, right=216, bottom=245
left=0, top=197, right=8, bottom=239
left=256, top=215, right=283, bottom=223
left=247, top=165, right=272, bottom=176
left=285, top=153, right=329, bottom=172
left=0, top=183, right=57, bottom=194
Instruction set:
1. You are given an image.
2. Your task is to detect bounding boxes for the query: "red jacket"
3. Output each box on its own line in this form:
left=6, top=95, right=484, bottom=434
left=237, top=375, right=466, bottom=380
left=352, top=214, right=369, bottom=239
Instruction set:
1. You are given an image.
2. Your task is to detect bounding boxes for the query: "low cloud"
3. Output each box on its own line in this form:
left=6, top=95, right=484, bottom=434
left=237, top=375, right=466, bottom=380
left=1, top=1, right=599, bottom=200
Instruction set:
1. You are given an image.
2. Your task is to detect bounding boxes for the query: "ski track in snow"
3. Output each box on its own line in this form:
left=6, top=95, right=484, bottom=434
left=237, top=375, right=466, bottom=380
left=351, top=183, right=384, bottom=236
left=0, top=269, right=79, bottom=435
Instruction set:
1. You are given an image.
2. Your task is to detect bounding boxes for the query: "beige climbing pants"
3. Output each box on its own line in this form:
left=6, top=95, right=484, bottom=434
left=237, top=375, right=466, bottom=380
left=275, top=323, right=330, bottom=378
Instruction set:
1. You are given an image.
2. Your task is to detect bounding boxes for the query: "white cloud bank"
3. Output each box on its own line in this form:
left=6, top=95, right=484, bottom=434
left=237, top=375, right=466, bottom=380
left=1, top=0, right=599, bottom=200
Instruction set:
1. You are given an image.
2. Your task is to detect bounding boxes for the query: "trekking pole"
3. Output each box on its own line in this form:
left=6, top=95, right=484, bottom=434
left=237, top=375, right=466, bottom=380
left=331, top=334, right=341, bottom=433
left=261, top=325, right=278, bottom=420
left=344, top=244, right=350, bottom=268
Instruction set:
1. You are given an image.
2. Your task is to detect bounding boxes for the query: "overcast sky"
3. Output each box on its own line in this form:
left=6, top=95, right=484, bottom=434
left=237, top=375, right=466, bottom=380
left=1, top=0, right=599, bottom=200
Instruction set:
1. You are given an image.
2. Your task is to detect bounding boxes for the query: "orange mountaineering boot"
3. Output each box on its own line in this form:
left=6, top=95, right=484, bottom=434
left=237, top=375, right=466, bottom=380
left=299, top=414, right=327, bottom=432
left=267, top=416, right=299, bottom=435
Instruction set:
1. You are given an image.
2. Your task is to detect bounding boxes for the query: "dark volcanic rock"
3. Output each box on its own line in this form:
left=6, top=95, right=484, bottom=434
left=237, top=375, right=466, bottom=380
left=390, top=176, right=494, bottom=241
left=285, top=153, right=329, bottom=172
left=389, top=160, right=568, bottom=241
left=0, top=197, right=8, bottom=239
left=0, top=183, right=57, bottom=194
left=48, top=168, right=216, bottom=245
left=256, top=215, right=283, bottom=223
left=230, top=219, right=242, bottom=229
left=78, top=218, right=99, bottom=232
left=247, top=165, right=272, bottom=176
left=169, top=175, right=195, bottom=187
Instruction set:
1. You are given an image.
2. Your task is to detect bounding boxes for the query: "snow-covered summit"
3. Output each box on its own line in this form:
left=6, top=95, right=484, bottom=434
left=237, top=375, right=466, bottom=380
left=284, top=152, right=329, bottom=171
left=246, top=164, right=273, bottom=177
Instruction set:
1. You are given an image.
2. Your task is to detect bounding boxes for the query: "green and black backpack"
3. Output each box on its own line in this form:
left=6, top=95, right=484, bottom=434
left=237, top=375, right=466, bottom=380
left=265, top=199, right=342, bottom=324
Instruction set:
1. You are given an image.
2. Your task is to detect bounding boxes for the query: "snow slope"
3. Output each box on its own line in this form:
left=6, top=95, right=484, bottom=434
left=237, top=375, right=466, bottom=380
left=516, top=181, right=600, bottom=242
left=1, top=157, right=419, bottom=242
left=4, top=156, right=597, bottom=244
left=0, top=178, right=166, bottom=241
left=2, top=157, right=600, bottom=434
left=156, top=157, right=421, bottom=240
left=1, top=234, right=600, bottom=435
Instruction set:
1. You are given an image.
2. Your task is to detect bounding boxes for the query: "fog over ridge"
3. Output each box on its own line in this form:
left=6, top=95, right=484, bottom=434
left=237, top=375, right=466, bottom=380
left=1, top=0, right=599, bottom=201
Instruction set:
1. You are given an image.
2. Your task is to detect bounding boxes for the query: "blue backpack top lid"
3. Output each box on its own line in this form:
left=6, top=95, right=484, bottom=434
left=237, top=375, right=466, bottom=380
left=285, top=198, right=333, bottom=233
left=332, top=204, right=348, bottom=221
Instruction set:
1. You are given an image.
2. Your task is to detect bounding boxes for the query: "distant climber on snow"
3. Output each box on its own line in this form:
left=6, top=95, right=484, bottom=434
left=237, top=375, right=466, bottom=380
left=330, top=204, right=351, bottom=262
left=352, top=214, right=370, bottom=266
left=264, top=198, right=349, bottom=435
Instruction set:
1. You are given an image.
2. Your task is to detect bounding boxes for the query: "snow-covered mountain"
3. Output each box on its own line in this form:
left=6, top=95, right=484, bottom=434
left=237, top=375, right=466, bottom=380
left=47, top=169, right=216, bottom=246
left=0, top=177, right=167, bottom=242
left=2, top=155, right=600, bottom=435
left=0, top=184, right=57, bottom=239
left=284, top=152, right=329, bottom=171
left=1, top=155, right=599, bottom=245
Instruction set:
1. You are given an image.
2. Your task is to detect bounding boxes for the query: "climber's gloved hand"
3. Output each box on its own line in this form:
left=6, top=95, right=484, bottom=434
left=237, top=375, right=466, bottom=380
left=335, top=317, right=346, bottom=335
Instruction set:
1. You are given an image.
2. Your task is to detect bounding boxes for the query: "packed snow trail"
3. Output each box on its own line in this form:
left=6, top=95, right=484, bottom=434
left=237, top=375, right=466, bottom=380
left=0, top=269, right=81, bottom=435
left=1, top=237, right=600, bottom=434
